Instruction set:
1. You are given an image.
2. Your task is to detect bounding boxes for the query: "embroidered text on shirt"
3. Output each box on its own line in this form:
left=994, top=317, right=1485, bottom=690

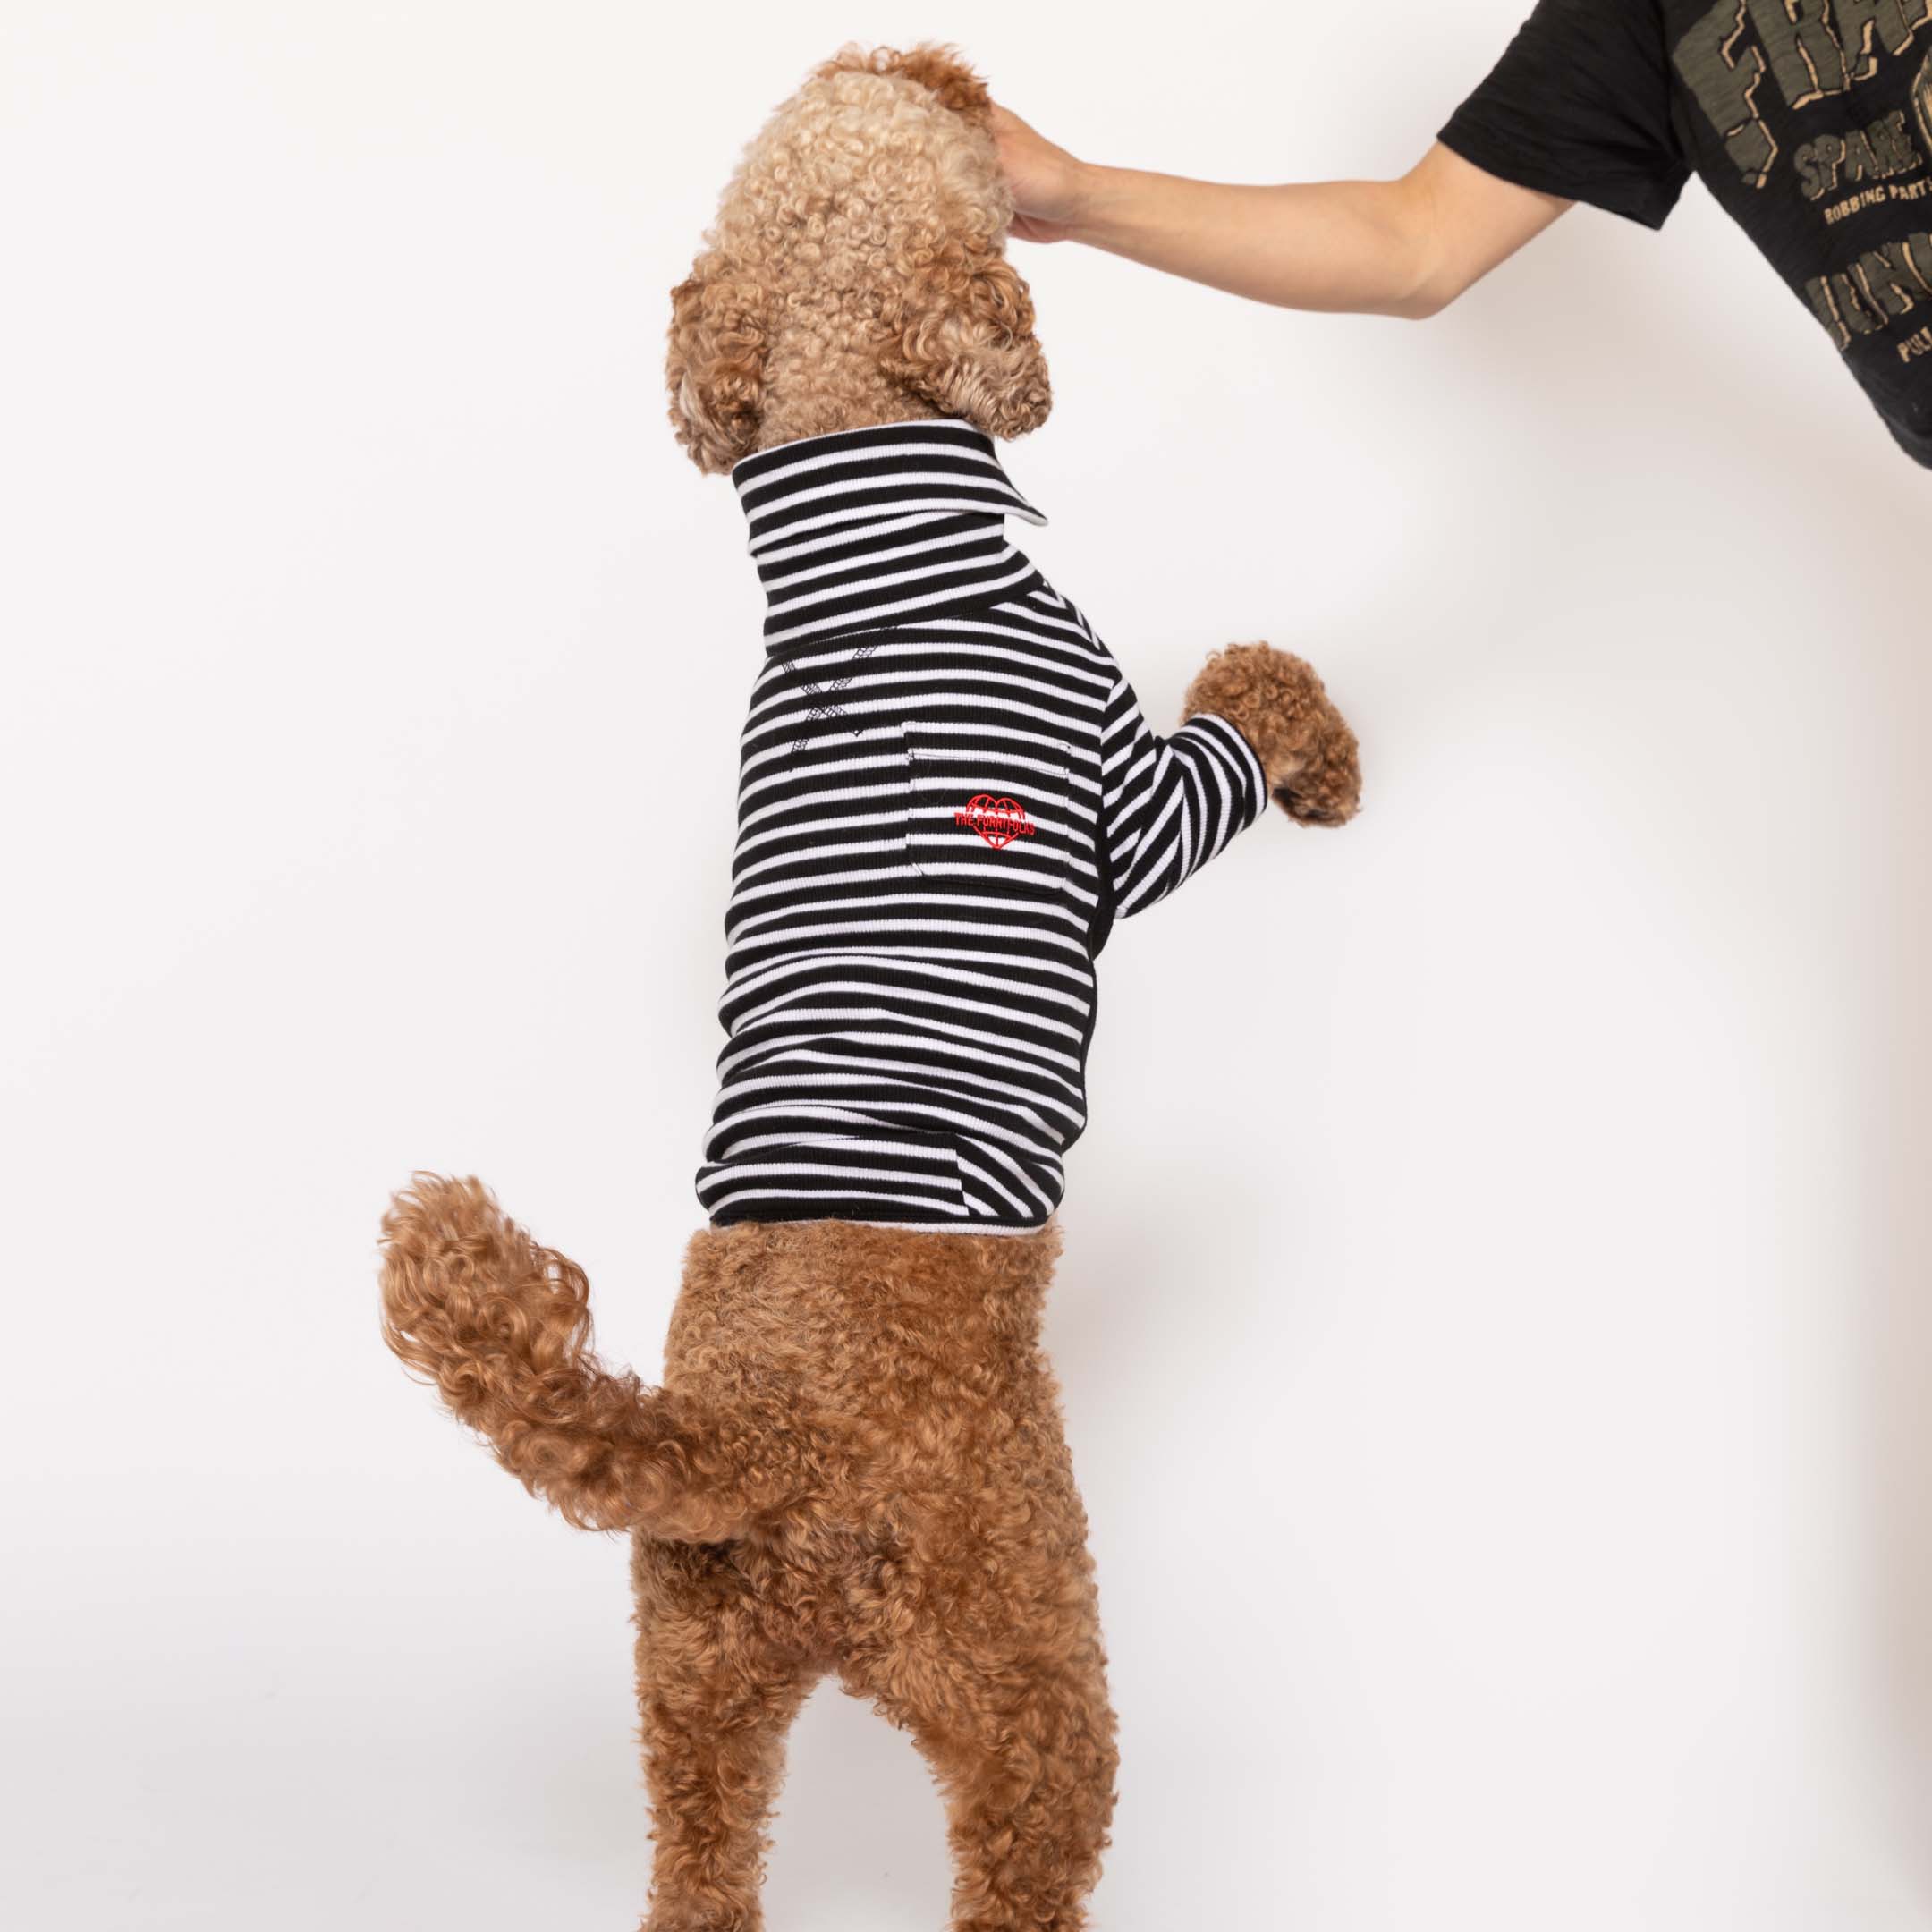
left=954, top=795, right=1036, bottom=850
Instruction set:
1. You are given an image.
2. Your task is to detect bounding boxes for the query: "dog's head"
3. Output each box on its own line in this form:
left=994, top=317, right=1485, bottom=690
left=666, top=45, right=1052, bottom=473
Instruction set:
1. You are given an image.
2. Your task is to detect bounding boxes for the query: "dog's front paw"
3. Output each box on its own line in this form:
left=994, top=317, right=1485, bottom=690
left=1268, top=707, right=1362, bottom=828
left=1183, top=641, right=1361, bottom=828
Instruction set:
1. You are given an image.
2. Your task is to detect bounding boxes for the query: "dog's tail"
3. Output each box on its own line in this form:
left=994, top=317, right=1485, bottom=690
left=378, top=1174, right=826, bottom=1539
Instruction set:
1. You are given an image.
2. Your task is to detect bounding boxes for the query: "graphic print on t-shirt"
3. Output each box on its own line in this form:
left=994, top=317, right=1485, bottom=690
left=1672, top=3, right=1932, bottom=360
left=1673, top=2, right=1932, bottom=187
left=1792, top=106, right=1925, bottom=219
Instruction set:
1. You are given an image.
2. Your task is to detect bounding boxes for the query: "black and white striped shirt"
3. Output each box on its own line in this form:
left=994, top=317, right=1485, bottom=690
left=697, top=419, right=1267, bottom=1232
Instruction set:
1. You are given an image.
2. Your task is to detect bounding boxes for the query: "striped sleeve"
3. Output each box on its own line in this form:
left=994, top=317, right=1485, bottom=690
left=1099, top=667, right=1267, bottom=919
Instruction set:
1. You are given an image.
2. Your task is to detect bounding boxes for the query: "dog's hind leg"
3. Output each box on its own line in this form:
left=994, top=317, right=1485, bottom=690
left=838, top=1491, right=1120, bottom=1932
left=632, top=1532, right=824, bottom=1932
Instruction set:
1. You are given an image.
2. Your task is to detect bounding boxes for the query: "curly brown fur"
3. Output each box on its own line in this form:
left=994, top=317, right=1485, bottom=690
left=379, top=1174, right=864, bottom=1540
left=383, top=1176, right=1119, bottom=1927
left=1184, top=640, right=1363, bottom=826
left=666, top=43, right=1049, bottom=471
left=635, top=1219, right=1117, bottom=1932
left=819, top=43, right=996, bottom=124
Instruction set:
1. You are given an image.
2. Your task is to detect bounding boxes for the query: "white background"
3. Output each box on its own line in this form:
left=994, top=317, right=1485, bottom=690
left=4, top=3, right=1929, bottom=1928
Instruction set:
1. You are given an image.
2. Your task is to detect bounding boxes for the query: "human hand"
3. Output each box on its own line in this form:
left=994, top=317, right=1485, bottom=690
left=989, top=101, right=1093, bottom=243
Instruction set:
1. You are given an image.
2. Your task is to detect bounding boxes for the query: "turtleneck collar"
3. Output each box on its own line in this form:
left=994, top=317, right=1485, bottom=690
left=730, top=419, right=1049, bottom=648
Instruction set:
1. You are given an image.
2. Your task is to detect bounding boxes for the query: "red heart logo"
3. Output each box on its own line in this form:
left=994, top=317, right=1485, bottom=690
left=956, top=793, right=1036, bottom=851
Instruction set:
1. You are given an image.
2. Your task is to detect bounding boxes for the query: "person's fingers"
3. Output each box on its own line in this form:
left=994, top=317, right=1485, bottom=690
left=989, top=101, right=1042, bottom=202
left=989, top=99, right=1086, bottom=240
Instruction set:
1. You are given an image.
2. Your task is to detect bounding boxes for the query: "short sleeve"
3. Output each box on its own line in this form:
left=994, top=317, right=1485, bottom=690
left=1439, top=0, right=1691, bottom=231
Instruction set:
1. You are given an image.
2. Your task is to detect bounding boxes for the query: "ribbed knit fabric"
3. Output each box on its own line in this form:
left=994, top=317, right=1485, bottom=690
left=698, top=419, right=1267, bottom=1232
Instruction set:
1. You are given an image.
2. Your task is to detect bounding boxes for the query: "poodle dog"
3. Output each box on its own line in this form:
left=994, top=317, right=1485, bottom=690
left=381, top=45, right=1360, bottom=1932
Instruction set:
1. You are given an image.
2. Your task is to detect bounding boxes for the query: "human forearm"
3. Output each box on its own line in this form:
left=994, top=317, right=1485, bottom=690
left=994, top=106, right=1572, bottom=322
left=1066, top=165, right=1447, bottom=318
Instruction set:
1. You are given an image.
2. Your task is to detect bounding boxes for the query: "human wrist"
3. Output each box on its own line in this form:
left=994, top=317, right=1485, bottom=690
left=1059, top=159, right=1121, bottom=242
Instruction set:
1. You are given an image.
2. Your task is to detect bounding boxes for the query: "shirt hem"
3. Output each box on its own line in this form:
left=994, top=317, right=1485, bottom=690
left=708, top=1213, right=1053, bottom=1238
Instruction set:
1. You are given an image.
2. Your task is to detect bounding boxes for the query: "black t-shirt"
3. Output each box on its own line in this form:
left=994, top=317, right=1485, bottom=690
left=1441, top=0, right=1932, bottom=466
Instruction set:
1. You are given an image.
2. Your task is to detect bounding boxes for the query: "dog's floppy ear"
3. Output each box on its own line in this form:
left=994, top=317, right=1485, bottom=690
left=884, top=234, right=1053, bottom=441
left=665, top=261, right=769, bottom=474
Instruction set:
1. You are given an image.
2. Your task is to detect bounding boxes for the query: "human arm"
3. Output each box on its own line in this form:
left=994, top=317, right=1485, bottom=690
left=993, top=113, right=1572, bottom=322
